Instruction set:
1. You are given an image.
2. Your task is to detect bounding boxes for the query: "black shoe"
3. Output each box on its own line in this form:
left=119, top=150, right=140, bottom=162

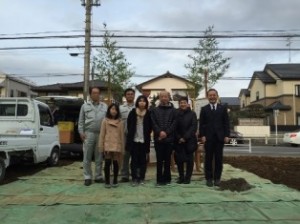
left=176, top=179, right=184, bottom=184
left=155, top=182, right=166, bottom=187
left=120, top=177, right=129, bottom=183
left=94, top=178, right=104, bottom=183
left=214, top=179, right=221, bottom=186
left=84, top=179, right=92, bottom=186
left=183, top=179, right=191, bottom=184
left=112, top=178, right=118, bottom=187
left=206, top=180, right=213, bottom=187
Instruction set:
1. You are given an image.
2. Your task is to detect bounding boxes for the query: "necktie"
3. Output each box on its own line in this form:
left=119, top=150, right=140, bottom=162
left=212, top=104, right=215, bottom=111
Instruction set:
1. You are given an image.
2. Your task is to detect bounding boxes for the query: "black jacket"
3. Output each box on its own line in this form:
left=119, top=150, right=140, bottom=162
left=199, top=103, right=230, bottom=142
left=151, top=103, right=177, bottom=143
left=175, top=107, right=198, bottom=153
left=126, top=108, right=152, bottom=152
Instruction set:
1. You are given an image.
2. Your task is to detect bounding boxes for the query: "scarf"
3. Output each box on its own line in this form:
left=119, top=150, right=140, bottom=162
left=136, top=108, right=146, bottom=118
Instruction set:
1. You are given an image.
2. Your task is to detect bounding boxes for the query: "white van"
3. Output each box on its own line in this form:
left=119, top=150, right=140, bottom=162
left=35, top=96, right=84, bottom=154
left=0, top=98, right=60, bottom=182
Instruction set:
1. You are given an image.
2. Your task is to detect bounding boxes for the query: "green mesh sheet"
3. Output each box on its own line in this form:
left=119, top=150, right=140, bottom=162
left=0, top=162, right=299, bottom=223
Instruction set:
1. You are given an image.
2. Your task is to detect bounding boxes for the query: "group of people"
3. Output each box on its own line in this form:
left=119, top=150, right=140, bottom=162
left=78, top=87, right=230, bottom=188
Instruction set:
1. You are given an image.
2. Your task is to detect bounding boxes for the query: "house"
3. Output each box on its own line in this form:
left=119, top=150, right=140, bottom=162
left=238, top=89, right=250, bottom=109
left=239, top=64, right=300, bottom=126
left=0, top=72, right=37, bottom=98
left=136, top=71, right=195, bottom=102
left=32, top=80, right=108, bottom=100
left=219, top=97, right=240, bottom=111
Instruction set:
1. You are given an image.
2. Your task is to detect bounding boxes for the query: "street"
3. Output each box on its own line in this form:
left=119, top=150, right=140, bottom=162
left=224, top=144, right=300, bottom=157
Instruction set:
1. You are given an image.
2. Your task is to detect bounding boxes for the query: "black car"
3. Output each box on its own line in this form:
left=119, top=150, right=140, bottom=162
left=229, top=130, right=244, bottom=146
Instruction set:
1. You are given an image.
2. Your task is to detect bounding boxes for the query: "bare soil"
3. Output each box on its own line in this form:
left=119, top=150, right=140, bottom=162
left=219, top=178, right=254, bottom=192
left=224, top=156, right=300, bottom=191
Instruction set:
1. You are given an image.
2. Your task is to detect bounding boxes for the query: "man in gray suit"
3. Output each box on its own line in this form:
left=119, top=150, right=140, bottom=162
left=78, top=87, right=107, bottom=186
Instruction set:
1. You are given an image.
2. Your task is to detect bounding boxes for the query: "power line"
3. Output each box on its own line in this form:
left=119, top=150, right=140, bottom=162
left=5, top=73, right=288, bottom=81
left=2, top=34, right=300, bottom=41
left=2, top=28, right=300, bottom=36
left=1, top=45, right=300, bottom=51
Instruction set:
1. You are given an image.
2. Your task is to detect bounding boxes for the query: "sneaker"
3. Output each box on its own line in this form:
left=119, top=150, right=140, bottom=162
left=165, top=181, right=171, bottom=186
left=120, top=177, right=129, bottom=183
left=94, top=178, right=104, bottom=183
left=84, top=179, right=92, bottom=186
left=131, top=179, right=138, bottom=187
left=138, top=179, right=145, bottom=185
left=105, top=184, right=111, bottom=188
left=112, top=183, right=119, bottom=188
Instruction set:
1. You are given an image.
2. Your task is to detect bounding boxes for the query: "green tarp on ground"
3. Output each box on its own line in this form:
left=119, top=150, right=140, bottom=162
left=0, top=162, right=299, bottom=223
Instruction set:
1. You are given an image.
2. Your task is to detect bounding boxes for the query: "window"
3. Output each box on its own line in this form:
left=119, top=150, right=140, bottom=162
left=0, top=104, right=28, bottom=116
left=17, top=91, right=27, bottom=97
left=256, top=91, right=259, bottom=101
left=295, top=85, right=300, bottom=97
left=10, top=90, right=14, bottom=97
left=38, top=104, right=53, bottom=127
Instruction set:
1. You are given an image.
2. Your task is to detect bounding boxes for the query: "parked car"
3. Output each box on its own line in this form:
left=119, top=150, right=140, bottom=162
left=228, top=130, right=244, bottom=146
left=0, top=97, right=60, bottom=182
left=283, top=129, right=300, bottom=146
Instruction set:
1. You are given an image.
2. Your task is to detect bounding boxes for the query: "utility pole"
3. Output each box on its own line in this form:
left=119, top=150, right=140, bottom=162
left=204, top=69, right=208, bottom=97
left=286, top=37, right=292, bottom=63
left=107, top=71, right=111, bottom=104
left=81, top=0, right=100, bottom=101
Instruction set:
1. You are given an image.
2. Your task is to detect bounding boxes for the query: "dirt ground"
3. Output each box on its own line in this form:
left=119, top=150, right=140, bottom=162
left=1, top=156, right=300, bottom=191
left=224, top=156, right=300, bottom=191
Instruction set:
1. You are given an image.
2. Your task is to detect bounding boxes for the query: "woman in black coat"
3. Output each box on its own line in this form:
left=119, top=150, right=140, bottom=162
left=126, top=95, right=152, bottom=185
left=175, top=97, right=198, bottom=184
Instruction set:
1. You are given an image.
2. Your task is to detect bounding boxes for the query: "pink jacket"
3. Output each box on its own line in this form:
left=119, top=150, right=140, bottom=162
left=99, top=118, right=124, bottom=153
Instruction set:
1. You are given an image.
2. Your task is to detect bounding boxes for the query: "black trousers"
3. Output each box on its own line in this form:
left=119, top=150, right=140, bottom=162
left=175, top=152, right=194, bottom=181
left=204, top=138, right=224, bottom=181
left=130, top=142, right=147, bottom=180
left=154, top=142, right=173, bottom=183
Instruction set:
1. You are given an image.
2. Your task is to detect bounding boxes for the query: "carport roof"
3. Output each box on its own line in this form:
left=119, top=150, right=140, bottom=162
left=265, top=101, right=291, bottom=111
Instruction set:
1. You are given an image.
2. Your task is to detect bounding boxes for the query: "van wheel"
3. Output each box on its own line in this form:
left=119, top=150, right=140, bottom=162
left=0, top=158, right=6, bottom=183
left=48, top=147, right=60, bottom=166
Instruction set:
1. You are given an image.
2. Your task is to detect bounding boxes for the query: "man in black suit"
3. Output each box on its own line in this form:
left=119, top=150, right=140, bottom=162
left=199, top=89, right=230, bottom=187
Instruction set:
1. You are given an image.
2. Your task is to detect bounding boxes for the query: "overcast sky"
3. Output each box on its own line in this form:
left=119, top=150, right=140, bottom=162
left=0, top=0, right=300, bottom=97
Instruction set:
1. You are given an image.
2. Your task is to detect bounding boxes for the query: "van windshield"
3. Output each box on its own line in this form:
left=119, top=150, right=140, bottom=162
left=0, top=104, right=28, bottom=116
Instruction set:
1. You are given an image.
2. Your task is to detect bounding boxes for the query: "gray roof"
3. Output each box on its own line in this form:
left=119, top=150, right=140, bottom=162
left=219, top=97, right=240, bottom=106
left=254, top=71, right=276, bottom=83
left=239, top=88, right=250, bottom=97
left=265, top=101, right=291, bottom=111
left=265, top=64, right=300, bottom=80
left=32, top=80, right=107, bottom=92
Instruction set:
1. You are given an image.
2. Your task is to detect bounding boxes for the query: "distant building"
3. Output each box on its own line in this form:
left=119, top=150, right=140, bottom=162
left=238, top=89, right=250, bottom=109
left=0, top=73, right=37, bottom=98
left=239, top=64, right=300, bottom=126
left=136, top=71, right=195, bottom=102
left=32, top=80, right=108, bottom=100
left=219, top=97, right=240, bottom=111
